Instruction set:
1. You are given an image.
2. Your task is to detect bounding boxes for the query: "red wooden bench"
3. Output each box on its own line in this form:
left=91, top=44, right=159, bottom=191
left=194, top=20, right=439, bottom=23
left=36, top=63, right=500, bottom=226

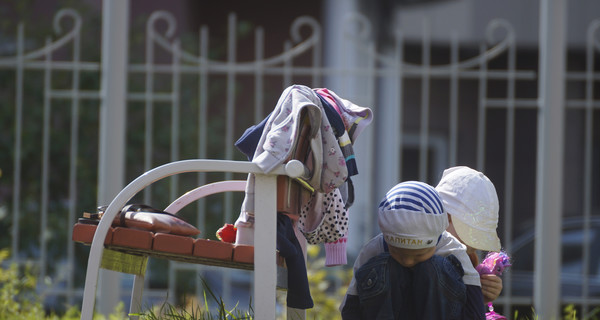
left=76, top=159, right=308, bottom=320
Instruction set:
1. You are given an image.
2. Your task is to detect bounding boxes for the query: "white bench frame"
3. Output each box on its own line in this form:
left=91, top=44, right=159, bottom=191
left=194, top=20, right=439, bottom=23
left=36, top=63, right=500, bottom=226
left=80, top=159, right=307, bottom=320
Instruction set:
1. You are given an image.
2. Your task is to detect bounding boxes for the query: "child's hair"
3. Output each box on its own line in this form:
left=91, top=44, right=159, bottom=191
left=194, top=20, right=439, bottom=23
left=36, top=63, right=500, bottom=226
left=378, top=181, right=448, bottom=249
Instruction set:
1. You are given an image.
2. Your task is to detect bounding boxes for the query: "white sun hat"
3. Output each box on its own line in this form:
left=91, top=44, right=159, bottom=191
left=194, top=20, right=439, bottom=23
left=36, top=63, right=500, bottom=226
left=435, top=166, right=501, bottom=252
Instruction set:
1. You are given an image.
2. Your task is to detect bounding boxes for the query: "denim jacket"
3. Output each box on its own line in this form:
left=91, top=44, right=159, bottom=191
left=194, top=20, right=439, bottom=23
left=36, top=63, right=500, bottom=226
left=353, top=252, right=466, bottom=320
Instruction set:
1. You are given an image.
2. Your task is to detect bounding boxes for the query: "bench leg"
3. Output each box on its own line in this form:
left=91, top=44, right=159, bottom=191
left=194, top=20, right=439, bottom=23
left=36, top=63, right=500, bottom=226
left=253, top=174, right=278, bottom=319
left=129, top=274, right=145, bottom=319
left=81, top=273, right=97, bottom=320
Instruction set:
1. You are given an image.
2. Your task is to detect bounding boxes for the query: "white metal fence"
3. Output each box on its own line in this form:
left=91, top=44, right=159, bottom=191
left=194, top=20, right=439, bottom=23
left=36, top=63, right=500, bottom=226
left=2, top=5, right=599, bottom=317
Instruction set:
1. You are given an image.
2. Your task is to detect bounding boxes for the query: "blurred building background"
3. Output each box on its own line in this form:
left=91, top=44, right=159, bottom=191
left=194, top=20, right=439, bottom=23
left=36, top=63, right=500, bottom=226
left=1, top=0, right=599, bottom=318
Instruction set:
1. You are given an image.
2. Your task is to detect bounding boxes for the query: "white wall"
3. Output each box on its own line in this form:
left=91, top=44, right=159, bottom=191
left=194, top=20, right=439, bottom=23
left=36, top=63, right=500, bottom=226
left=394, top=0, right=599, bottom=47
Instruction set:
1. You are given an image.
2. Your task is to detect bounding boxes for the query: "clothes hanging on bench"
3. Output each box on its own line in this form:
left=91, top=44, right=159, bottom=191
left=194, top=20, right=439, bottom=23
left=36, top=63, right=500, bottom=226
left=234, top=85, right=373, bottom=269
left=277, top=213, right=314, bottom=309
left=235, top=111, right=272, bottom=161
left=235, top=85, right=348, bottom=243
left=315, top=91, right=359, bottom=177
left=313, top=88, right=373, bottom=266
left=315, top=89, right=357, bottom=209
left=314, top=88, right=373, bottom=144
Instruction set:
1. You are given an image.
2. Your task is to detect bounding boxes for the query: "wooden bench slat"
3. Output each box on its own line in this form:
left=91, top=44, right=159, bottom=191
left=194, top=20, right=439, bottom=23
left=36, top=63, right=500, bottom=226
left=72, top=223, right=113, bottom=245
left=232, top=244, right=254, bottom=264
left=112, top=227, right=154, bottom=250
left=72, top=223, right=267, bottom=271
left=153, top=233, right=194, bottom=256
left=193, top=238, right=234, bottom=260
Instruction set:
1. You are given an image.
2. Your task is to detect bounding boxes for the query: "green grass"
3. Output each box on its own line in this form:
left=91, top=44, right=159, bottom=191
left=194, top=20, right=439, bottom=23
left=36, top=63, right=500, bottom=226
left=0, top=249, right=128, bottom=320
left=3, top=247, right=600, bottom=320
left=511, top=304, right=600, bottom=320
left=133, top=278, right=253, bottom=320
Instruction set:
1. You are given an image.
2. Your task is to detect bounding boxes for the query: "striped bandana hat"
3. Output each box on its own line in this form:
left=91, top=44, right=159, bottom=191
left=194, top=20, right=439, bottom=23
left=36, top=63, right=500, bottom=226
left=378, top=181, right=448, bottom=249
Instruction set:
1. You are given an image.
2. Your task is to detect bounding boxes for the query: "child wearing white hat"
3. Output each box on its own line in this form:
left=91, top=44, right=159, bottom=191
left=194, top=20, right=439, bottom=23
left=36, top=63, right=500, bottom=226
left=340, top=181, right=485, bottom=319
left=435, top=166, right=503, bottom=303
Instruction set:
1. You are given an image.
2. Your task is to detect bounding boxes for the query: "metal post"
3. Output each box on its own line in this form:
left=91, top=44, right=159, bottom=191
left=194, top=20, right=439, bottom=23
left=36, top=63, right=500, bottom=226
left=534, top=0, right=566, bottom=318
left=97, top=0, right=130, bottom=316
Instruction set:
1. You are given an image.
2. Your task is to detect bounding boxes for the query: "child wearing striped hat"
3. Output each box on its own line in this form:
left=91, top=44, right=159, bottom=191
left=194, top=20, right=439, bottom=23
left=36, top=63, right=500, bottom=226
left=340, top=181, right=485, bottom=320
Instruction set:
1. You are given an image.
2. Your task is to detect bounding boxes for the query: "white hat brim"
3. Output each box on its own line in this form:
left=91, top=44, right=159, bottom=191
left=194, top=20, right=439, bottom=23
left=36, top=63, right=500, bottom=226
left=452, top=216, right=501, bottom=252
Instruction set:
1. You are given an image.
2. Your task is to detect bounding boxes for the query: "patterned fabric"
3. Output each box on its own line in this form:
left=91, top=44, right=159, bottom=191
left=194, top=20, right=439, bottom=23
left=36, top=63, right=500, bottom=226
left=298, top=188, right=348, bottom=245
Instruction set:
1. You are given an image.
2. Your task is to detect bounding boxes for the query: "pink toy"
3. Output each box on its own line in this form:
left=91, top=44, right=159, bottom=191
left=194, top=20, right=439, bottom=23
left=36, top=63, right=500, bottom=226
left=476, top=251, right=512, bottom=320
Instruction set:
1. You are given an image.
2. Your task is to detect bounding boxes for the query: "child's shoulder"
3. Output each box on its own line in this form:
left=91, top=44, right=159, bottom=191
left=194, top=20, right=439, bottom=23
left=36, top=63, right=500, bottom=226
left=436, top=231, right=482, bottom=286
left=353, top=234, right=386, bottom=268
